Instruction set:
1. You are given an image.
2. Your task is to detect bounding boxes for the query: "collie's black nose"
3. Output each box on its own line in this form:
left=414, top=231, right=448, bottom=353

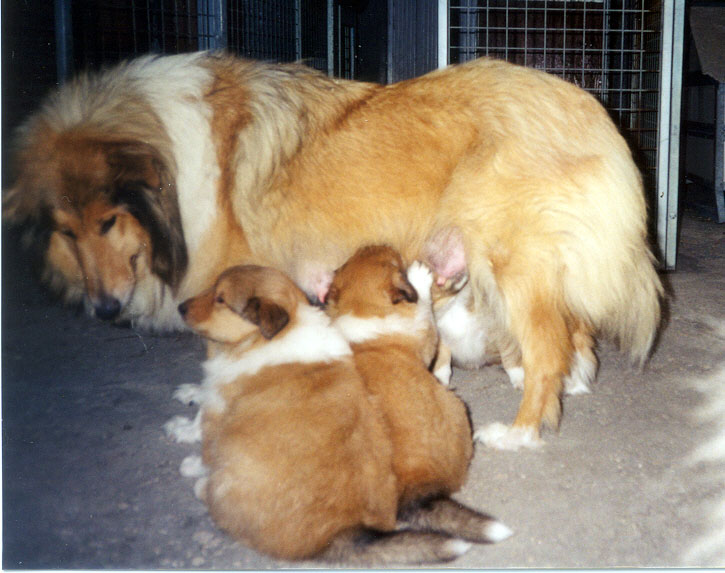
left=94, top=295, right=121, bottom=321
left=178, top=301, right=188, bottom=317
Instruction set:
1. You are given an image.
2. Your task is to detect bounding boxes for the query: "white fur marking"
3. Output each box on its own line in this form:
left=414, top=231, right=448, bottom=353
left=563, top=350, right=595, bottom=395
left=474, top=422, right=542, bottom=451
left=406, top=261, right=434, bottom=303
left=173, top=383, right=203, bottom=405
left=505, top=366, right=525, bottom=390
left=163, top=411, right=202, bottom=443
left=434, top=362, right=452, bottom=386
left=443, top=539, right=472, bottom=557
left=333, top=313, right=426, bottom=345
left=486, top=520, right=514, bottom=543
left=201, top=304, right=351, bottom=412
left=180, top=455, right=208, bottom=478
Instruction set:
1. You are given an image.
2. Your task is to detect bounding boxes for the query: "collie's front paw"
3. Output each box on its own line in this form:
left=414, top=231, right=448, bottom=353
left=474, top=422, right=542, bottom=450
left=164, top=411, right=202, bottom=443
left=407, top=261, right=434, bottom=298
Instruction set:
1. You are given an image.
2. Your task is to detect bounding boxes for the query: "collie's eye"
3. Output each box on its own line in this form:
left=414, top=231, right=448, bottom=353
left=60, top=228, right=77, bottom=240
left=100, top=215, right=117, bottom=235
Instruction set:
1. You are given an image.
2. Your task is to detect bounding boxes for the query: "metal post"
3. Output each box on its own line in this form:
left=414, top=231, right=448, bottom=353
left=327, top=0, right=334, bottom=76
left=656, top=0, right=685, bottom=270
left=715, top=82, right=725, bottom=223
left=199, top=0, right=227, bottom=51
left=55, top=0, right=73, bottom=84
left=438, top=0, right=448, bottom=69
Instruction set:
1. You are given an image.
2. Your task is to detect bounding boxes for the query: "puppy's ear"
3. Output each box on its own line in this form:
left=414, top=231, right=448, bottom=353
left=390, top=270, right=418, bottom=304
left=106, top=142, right=188, bottom=291
left=241, top=296, right=290, bottom=339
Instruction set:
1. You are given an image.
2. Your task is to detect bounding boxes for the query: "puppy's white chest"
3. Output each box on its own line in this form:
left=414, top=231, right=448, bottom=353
left=435, top=288, right=498, bottom=367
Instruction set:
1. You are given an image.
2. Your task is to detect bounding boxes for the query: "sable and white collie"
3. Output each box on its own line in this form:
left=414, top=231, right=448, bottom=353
left=3, top=51, right=664, bottom=447
left=167, top=264, right=510, bottom=565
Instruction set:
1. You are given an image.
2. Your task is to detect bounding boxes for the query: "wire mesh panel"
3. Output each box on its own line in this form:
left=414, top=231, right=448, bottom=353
left=227, top=0, right=299, bottom=62
left=448, top=0, right=662, bottom=195
left=72, top=0, right=201, bottom=69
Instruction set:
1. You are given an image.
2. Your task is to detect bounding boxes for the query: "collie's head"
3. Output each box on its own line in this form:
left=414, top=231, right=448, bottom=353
left=178, top=265, right=306, bottom=344
left=3, top=84, right=187, bottom=324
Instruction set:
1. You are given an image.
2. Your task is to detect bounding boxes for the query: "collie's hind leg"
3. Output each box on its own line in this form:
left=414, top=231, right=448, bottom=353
left=475, top=291, right=573, bottom=450
left=563, top=322, right=597, bottom=395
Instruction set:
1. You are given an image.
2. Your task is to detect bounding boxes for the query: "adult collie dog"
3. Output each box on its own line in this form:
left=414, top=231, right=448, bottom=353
left=4, top=51, right=663, bottom=448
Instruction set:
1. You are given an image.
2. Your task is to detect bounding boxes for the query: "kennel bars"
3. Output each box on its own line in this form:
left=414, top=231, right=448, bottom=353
left=53, top=0, right=683, bottom=268
left=440, top=0, right=684, bottom=269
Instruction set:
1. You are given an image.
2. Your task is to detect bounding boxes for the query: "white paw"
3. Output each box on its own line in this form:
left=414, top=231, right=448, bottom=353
left=193, top=477, right=208, bottom=500
left=434, top=363, right=452, bottom=386
left=173, top=383, right=203, bottom=404
left=180, top=455, right=208, bottom=478
left=504, top=366, right=525, bottom=390
left=164, top=411, right=202, bottom=443
left=563, top=351, right=596, bottom=395
left=474, top=422, right=543, bottom=451
left=406, top=261, right=434, bottom=299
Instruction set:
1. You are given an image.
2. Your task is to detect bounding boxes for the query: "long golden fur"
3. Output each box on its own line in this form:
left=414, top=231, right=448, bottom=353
left=4, top=51, right=664, bottom=444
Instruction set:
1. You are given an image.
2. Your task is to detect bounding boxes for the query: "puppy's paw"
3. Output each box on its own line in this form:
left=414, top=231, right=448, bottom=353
left=407, top=261, right=434, bottom=299
left=433, top=362, right=452, bottom=386
left=504, top=366, right=525, bottom=390
left=173, top=383, right=203, bottom=405
left=180, top=455, right=208, bottom=478
left=164, top=412, right=202, bottom=443
left=474, top=422, right=543, bottom=451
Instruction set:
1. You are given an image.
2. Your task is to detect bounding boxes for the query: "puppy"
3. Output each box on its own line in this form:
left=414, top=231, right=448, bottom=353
left=326, top=246, right=510, bottom=540
left=423, top=227, right=597, bottom=449
left=170, top=264, right=510, bottom=565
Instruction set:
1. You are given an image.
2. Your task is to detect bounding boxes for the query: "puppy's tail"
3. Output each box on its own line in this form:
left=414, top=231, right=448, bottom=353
left=319, top=497, right=512, bottom=566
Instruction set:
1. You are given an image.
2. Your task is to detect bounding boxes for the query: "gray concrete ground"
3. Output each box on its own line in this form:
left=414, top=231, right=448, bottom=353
left=2, top=212, right=724, bottom=569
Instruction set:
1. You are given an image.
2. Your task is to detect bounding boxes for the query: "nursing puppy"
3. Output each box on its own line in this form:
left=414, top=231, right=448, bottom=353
left=173, top=264, right=510, bottom=565
left=4, top=52, right=664, bottom=448
left=424, top=227, right=595, bottom=448
left=326, top=246, right=509, bottom=540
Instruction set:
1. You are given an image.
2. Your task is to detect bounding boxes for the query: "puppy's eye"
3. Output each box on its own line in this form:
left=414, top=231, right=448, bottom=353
left=215, top=295, right=225, bottom=304
left=100, top=215, right=117, bottom=235
left=60, top=228, right=76, bottom=240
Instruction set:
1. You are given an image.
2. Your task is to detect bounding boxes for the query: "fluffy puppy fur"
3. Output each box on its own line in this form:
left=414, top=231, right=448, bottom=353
left=423, top=226, right=595, bottom=448
left=172, top=264, right=510, bottom=565
left=4, top=52, right=664, bottom=446
left=326, top=245, right=510, bottom=542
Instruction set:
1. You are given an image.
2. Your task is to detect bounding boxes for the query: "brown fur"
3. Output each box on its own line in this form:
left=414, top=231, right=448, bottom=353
left=180, top=266, right=398, bottom=560
left=327, top=246, right=473, bottom=505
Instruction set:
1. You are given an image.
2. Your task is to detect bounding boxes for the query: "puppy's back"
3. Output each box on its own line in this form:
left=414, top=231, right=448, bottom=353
left=202, top=358, right=398, bottom=560
left=353, top=339, right=472, bottom=505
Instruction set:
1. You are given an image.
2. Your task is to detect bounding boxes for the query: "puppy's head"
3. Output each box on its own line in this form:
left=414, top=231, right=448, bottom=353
left=178, top=265, right=306, bottom=344
left=326, top=246, right=417, bottom=319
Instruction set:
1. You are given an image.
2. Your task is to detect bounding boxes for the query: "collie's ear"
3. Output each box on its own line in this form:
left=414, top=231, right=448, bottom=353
left=2, top=185, right=37, bottom=224
left=390, top=270, right=418, bottom=304
left=107, top=142, right=188, bottom=290
left=240, top=296, right=290, bottom=339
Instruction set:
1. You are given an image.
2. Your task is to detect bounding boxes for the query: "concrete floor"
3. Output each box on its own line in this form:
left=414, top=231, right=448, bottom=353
left=2, top=212, right=724, bottom=569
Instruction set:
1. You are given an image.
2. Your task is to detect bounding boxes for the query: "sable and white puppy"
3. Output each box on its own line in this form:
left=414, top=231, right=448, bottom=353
left=423, top=227, right=596, bottom=449
left=168, top=264, right=509, bottom=565
left=326, top=246, right=510, bottom=541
